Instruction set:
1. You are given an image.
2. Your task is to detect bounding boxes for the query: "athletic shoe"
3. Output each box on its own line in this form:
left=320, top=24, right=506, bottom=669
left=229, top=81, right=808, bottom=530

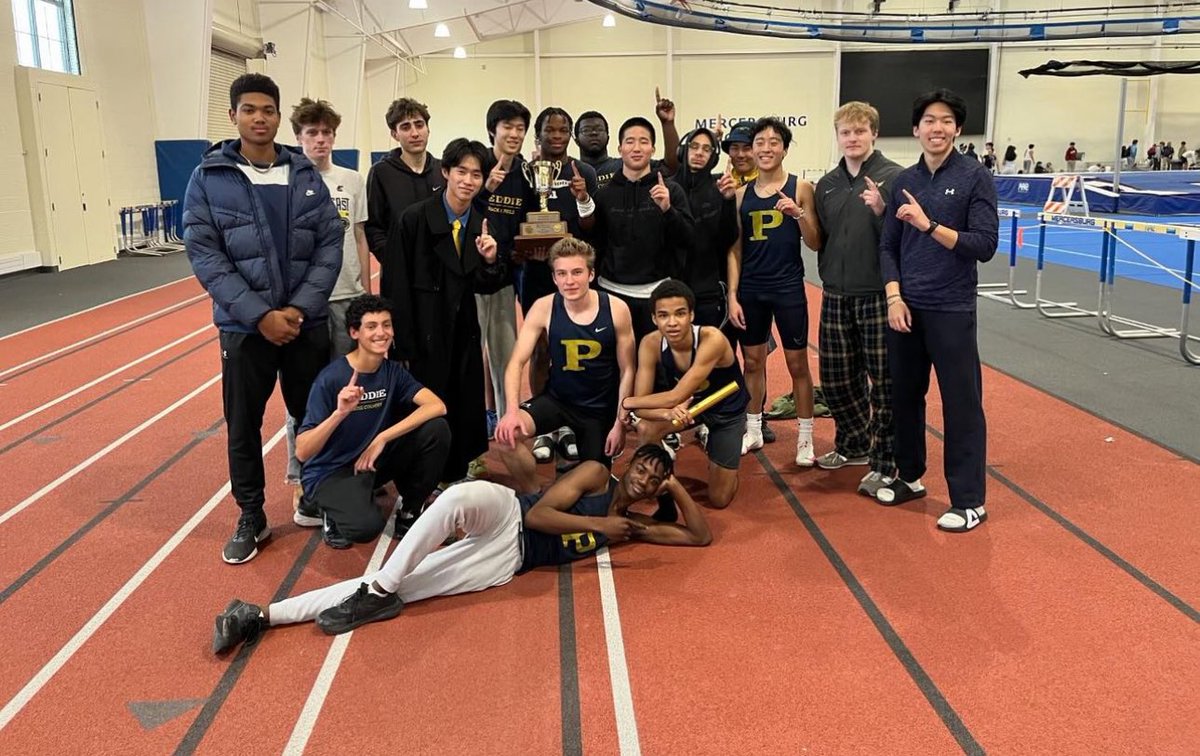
left=795, top=436, right=816, bottom=467
left=322, top=511, right=351, bottom=550
left=741, top=428, right=764, bottom=455
left=696, top=424, right=710, bottom=450
left=558, top=430, right=580, bottom=461
left=466, top=456, right=489, bottom=481
left=857, top=471, right=895, bottom=498
left=663, top=432, right=681, bottom=451
left=393, top=508, right=417, bottom=541
left=816, top=451, right=870, bottom=470
left=652, top=492, right=678, bottom=522
left=291, top=484, right=302, bottom=513
left=316, top=583, right=404, bottom=635
left=762, top=421, right=776, bottom=444
left=876, top=478, right=926, bottom=506
left=486, top=409, right=498, bottom=441
left=764, top=393, right=796, bottom=420
left=222, top=510, right=269, bottom=564
left=212, top=599, right=265, bottom=654
left=532, top=434, right=555, bottom=463
left=813, top=386, right=831, bottom=418
left=293, top=494, right=321, bottom=528
left=937, top=506, right=987, bottom=533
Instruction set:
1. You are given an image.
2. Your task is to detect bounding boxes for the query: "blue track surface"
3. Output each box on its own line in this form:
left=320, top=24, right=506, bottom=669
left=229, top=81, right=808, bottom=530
left=995, top=204, right=1200, bottom=295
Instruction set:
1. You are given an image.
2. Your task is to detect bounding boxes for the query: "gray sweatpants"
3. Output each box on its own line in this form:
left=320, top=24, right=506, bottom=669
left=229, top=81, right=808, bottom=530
left=268, top=481, right=524, bottom=625
left=476, top=286, right=518, bottom=417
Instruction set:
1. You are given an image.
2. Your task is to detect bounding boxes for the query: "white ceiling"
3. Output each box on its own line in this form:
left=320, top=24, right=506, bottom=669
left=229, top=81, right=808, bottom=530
left=315, top=0, right=609, bottom=58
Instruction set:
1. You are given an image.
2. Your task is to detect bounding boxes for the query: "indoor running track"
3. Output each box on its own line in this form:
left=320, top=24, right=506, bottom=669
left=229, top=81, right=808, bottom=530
left=0, top=276, right=1197, bottom=754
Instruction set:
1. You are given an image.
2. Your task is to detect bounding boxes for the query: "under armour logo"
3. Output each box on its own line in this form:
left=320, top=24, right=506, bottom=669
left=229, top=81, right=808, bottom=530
left=305, top=189, right=315, bottom=196
left=944, top=188, right=956, bottom=195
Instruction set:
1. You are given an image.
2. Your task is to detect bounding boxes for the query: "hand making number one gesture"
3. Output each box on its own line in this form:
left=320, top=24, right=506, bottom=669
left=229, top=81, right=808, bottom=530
left=569, top=160, right=589, bottom=202
left=476, top=218, right=498, bottom=262
left=860, top=176, right=885, bottom=216
left=337, top=369, right=363, bottom=416
left=895, top=189, right=930, bottom=230
left=775, top=189, right=804, bottom=220
left=650, top=171, right=671, bottom=212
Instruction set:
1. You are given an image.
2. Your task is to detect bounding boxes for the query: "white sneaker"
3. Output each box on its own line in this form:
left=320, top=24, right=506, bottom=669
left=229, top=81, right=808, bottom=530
left=937, top=506, right=987, bottom=532
left=795, top=436, right=816, bottom=467
left=696, top=424, right=709, bottom=450
left=741, top=429, right=764, bottom=455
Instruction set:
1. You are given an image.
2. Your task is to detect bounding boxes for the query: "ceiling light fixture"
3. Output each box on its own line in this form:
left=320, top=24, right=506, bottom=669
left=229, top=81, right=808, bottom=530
left=603, top=13, right=616, bottom=27
left=434, top=22, right=450, bottom=37
left=453, top=46, right=467, bottom=58
left=408, top=0, right=427, bottom=8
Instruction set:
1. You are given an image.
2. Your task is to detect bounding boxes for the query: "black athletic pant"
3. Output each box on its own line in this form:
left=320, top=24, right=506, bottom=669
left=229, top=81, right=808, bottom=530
left=310, top=418, right=451, bottom=542
left=220, top=327, right=330, bottom=513
left=886, top=309, right=986, bottom=508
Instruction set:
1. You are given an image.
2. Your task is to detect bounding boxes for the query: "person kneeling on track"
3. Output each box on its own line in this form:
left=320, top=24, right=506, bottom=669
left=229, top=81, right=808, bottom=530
left=293, top=294, right=451, bottom=549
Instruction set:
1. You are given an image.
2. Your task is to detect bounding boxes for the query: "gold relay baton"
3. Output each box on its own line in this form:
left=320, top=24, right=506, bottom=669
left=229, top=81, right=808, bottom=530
left=671, top=380, right=740, bottom=427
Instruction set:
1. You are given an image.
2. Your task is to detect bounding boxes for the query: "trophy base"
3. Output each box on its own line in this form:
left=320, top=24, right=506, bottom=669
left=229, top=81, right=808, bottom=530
left=514, top=211, right=569, bottom=263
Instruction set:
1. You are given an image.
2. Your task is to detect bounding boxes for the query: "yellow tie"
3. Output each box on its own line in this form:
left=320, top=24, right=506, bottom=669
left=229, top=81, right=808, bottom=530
left=451, top=219, right=462, bottom=256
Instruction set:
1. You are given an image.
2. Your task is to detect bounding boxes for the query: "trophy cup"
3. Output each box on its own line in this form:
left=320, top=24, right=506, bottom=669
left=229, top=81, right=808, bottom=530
left=514, top=159, right=571, bottom=263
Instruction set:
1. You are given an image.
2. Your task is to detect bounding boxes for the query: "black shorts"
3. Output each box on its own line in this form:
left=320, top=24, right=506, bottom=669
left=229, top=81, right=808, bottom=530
left=739, top=289, right=809, bottom=350
left=520, top=393, right=616, bottom=465
left=702, top=411, right=745, bottom=470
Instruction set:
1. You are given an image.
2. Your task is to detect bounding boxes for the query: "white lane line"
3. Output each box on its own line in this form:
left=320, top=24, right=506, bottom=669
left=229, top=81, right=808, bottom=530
left=596, top=547, right=642, bottom=756
left=0, top=293, right=207, bottom=379
left=0, top=425, right=286, bottom=732
left=0, top=325, right=212, bottom=433
left=0, top=374, right=221, bottom=527
left=283, top=529, right=394, bottom=755
left=0, top=276, right=195, bottom=343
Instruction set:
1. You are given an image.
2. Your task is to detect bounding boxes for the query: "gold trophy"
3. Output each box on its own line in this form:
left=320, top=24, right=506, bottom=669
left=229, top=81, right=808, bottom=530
left=514, top=159, right=571, bottom=263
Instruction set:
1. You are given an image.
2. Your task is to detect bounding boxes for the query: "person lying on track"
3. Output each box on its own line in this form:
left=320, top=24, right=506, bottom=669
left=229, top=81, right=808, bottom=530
left=211, top=444, right=710, bottom=653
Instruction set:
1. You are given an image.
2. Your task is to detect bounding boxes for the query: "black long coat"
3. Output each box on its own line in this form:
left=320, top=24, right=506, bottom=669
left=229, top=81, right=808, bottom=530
left=381, top=190, right=509, bottom=480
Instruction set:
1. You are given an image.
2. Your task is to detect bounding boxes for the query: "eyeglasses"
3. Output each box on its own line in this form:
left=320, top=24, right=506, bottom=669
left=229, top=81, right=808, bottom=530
left=688, top=143, right=714, bottom=154
left=577, top=127, right=606, bottom=136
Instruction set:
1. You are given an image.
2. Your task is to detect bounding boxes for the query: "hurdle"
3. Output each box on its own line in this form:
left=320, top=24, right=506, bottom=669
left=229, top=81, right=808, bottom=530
left=1039, top=211, right=1200, bottom=365
left=1034, top=213, right=1100, bottom=319
left=118, top=202, right=185, bottom=257
left=978, top=208, right=1035, bottom=308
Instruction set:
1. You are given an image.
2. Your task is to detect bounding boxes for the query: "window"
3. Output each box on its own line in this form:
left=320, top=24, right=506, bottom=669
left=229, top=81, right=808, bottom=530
left=12, top=0, right=80, bottom=74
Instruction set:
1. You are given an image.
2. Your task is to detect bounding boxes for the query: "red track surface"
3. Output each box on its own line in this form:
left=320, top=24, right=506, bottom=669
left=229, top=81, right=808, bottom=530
left=0, top=279, right=1196, bottom=754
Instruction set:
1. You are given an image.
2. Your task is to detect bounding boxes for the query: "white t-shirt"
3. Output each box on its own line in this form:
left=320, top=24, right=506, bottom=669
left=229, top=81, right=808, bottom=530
left=320, top=164, right=368, bottom=301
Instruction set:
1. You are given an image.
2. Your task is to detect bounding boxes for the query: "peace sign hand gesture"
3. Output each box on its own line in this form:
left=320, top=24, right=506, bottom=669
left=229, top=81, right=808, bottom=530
left=486, top=153, right=512, bottom=193
left=476, top=218, right=498, bottom=262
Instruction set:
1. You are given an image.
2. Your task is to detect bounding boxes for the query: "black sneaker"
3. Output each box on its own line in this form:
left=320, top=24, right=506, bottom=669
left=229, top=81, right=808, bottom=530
left=316, top=583, right=403, bottom=635
left=212, top=599, right=266, bottom=654
left=222, top=510, right=269, bottom=564
left=393, top=508, right=417, bottom=540
left=293, top=494, right=321, bottom=527
left=652, top=492, right=678, bottom=522
left=322, top=511, right=351, bottom=549
left=762, top=421, right=776, bottom=444
left=876, top=478, right=927, bottom=506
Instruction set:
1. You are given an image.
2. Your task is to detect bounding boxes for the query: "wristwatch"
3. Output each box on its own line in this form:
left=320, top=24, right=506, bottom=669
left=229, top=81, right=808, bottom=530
left=924, top=220, right=940, bottom=235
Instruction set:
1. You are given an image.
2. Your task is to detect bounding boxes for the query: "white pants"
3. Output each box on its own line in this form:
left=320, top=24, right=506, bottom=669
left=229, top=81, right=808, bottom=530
left=476, top=287, right=518, bottom=416
left=268, top=481, right=523, bottom=625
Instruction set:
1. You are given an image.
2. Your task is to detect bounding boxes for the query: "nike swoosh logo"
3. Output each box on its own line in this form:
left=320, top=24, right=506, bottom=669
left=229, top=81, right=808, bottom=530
left=595, top=327, right=607, bottom=332
left=824, top=188, right=836, bottom=194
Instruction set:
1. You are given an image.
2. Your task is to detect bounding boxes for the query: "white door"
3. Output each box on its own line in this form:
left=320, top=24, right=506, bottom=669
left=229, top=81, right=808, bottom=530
left=68, top=87, right=115, bottom=264
left=38, top=82, right=87, bottom=270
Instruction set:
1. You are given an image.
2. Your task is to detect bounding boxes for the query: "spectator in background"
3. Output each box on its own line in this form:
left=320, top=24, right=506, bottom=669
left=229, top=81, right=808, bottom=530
left=1064, top=142, right=1079, bottom=172
left=1023, top=144, right=1035, bottom=173
left=1000, top=145, right=1018, bottom=174
left=982, top=142, right=997, bottom=173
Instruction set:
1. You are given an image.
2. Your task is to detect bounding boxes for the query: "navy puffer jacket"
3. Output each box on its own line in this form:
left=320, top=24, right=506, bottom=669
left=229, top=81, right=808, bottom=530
left=183, top=140, right=343, bottom=332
